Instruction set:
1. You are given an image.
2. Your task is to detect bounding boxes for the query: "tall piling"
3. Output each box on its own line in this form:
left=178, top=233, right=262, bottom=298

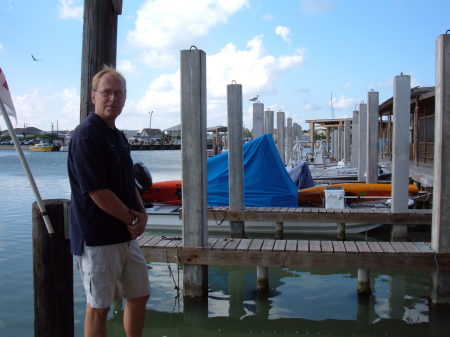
left=80, top=0, right=120, bottom=121
left=227, top=82, right=245, bottom=238
left=358, top=103, right=367, bottom=182
left=351, top=109, right=359, bottom=167
left=286, top=117, right=293, bottom=164
left=391, top=74, right=411, bottom=240
left=277, top=111, right=286, bottom=164
left=252, top=103, right=264, bottom=138
left=264, top=109, right=274, bottom=135
left=343, top=119, right=351, bottom=162
left=431, top=32, right=450, bottom=304
left=180, top=48, right=208, bottom=297
left=366, top=91, right=379, bottom=183
left=33, top=199, right=73, bottom=337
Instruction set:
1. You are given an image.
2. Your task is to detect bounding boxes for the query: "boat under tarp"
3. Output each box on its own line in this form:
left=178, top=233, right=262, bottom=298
left=208, top=134, right=298, bottom=207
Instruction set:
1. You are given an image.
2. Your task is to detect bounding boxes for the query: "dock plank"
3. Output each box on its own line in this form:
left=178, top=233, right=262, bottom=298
left=355, top=241, right=371, bottom=254
left=343, top=241, right=358, bottom=253
left=309, top=240, right=321, bottom=252
left=273, top=240, right=287, bottom=252
left=248, top=239, right=264, bottom=251
left=261, top=239, right=276, bottom=251
left=285, top=240, right=297, bottom=252
left=366, top=241, right=383, bottom=253
left=321, top=241, right=334, bottom=253
left=297, top=240, right=309, bottom=252
left=139, top=236, right=449, bottom=271
left=224, top=238, right=241, bottom=251
left=378, top=242, right=396, bottom=253
left=236, top=239, right=253, bottom=251
left=332, top=241, right=346, bottom=253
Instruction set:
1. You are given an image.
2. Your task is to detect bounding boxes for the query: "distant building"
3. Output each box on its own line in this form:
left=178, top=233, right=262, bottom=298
left=164, top=124, right=181, bottom=144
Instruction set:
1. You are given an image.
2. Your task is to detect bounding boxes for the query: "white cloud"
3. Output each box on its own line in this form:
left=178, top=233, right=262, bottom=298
left=331, top=96, right=359, bottom=110
left=13, top=87, right=80, bottom=131
left=118, top=59, right=141, bottom=78
left=131, top=35, right=304, bottom=129
left=208, top=35, right=304, bottom=99
left=127, top=0, right=249, bottom=52
left=0, top=43, right=4, bottom=51
left=275, top=26, right=291, bottom=43
left=341, top=81, right=352, bottom=88
left=300, top=0, right=337, bottom=14
left=58, top=0, right=83, bottom=19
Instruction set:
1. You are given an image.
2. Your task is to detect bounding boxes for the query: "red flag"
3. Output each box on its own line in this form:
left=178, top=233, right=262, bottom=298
left=0, top=67, right=16, bottom=119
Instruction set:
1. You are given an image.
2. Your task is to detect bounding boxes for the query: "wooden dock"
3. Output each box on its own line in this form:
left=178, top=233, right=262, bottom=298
left=139, top=235, right=450, bottom=271
left=205, top=206, right=432, bottom=225
left=141, top=207, right=443, bottom=271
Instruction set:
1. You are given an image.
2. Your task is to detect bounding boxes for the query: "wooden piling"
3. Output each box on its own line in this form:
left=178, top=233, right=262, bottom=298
left=180, top=48, right=208, bottom=297
left=431, top=33, right=450, bottom=304
left=227, top=82, right=245, bottom=238
left=33, top=199, right=73, bottom=337
left=357, top=269, right=372, bottom=296
left=80, top=0, right=121, bottom=121
left=275, top=221, right=284, bottom=239
left=257, top=266, right=269, bottom=293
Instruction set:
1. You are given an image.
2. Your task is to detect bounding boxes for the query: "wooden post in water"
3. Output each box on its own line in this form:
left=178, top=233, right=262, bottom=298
left=80, top=0, right=121, bottom=121
left=286, top=117, right=293, bottom=165
left=264, top=109, right=274, bottom=135
left=358, top=103, right=367, bottom=182
left=227, top=82, right=245, bottom=238
left=391, top=74, right=411, bottom=240
left=366, top=91, right=379, bottom=183
left=277, top=111, right=286, bottom=164
left=343, top=119, right=351, bottom=162
left=275, top=221, right=284, bottom=239
left=351, top=109, right=359, bottom=167
left=33, top=199, right=73, bottom=337
left=252, top=103, right=264, bottom=139
left=180, top=48, right=208, bottom=298
left=431, top=32, right=450, bottom=304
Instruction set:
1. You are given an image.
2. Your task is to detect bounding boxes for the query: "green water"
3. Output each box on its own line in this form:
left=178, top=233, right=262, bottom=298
left=0, top=149, right=448, bottom=337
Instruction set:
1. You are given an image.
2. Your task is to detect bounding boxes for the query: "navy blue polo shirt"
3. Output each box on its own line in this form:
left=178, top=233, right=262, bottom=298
left=68, top=113, right=137, bottom=255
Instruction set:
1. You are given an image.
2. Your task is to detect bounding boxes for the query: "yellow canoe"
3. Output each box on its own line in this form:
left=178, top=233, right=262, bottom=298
left=298, top=183, right=419, bottom=207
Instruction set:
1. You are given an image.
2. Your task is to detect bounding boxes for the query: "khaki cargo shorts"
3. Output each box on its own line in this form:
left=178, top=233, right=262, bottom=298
left=78, top=240, right=151, bottom=308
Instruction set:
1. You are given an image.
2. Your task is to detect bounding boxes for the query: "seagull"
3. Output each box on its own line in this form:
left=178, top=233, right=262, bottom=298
left=31, top=54, right=41, bottom=61
left=249, top=94, right=259, bottom=102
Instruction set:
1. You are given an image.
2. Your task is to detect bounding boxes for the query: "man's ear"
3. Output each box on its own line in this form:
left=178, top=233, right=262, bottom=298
left=91, top=90, right=96, bottom=105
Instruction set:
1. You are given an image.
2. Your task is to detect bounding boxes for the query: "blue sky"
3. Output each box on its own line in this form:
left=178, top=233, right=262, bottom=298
left=0, top=0, right=449, bottom=132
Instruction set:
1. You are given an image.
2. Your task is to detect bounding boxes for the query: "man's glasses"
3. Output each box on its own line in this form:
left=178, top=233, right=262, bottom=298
left=94, top=89, right=126, bottom=99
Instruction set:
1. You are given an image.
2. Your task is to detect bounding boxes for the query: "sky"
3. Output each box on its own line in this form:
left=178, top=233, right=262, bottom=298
left=0, top=0, right=449, bottom=133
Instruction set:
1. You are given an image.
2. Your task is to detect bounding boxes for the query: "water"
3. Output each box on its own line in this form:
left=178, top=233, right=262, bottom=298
left=0, top=149, right=447, bottom=337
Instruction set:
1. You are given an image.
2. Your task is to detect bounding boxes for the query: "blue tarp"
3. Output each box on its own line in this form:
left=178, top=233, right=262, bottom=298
left=207, top=134, right=299, bottom=207
left=287, top=161, right=314, bottom=190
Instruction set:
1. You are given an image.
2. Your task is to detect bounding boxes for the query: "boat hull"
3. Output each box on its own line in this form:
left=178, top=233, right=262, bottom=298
left=145, top=205, right=382, bottom=235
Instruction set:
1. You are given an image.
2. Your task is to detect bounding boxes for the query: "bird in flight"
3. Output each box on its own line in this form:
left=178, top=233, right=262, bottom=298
left=249, top=94, right=259, bottom=102
left=31, top=54, right=41, bottom=61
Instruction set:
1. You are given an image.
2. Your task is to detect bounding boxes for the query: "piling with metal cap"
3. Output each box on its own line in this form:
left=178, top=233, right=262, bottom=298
left=180, top=47, right=208, bottom=297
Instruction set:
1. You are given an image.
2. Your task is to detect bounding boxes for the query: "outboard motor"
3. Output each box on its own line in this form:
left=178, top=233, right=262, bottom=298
left=133, top=162, right=152, bottom=194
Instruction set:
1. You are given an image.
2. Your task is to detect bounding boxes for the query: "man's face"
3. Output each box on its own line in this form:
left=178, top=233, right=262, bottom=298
left=91, top=73, right=126, bottom=126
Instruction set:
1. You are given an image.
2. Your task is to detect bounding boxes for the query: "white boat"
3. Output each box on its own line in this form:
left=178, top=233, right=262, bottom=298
left=145, top=204, right=382, bottom=235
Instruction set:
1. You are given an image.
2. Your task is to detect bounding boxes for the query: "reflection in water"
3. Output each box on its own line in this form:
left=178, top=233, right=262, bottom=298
left=0, top=150, right=446, bottom=337
left=107, top=264, right=440, bottom=337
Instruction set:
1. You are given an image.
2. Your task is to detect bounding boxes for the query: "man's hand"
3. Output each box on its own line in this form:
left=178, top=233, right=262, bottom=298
left=127, top=208, right=148, bottom=239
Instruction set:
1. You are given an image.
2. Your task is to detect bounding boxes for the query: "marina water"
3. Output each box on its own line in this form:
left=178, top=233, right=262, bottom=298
left=0, top=149, right=446, bottom=336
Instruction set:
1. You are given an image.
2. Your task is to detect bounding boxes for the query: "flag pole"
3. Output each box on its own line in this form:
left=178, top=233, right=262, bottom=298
left=0, top=100, right=55, bottom=235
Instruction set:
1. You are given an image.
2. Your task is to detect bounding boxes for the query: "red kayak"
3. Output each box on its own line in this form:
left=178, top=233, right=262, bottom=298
left=141, top=180, right=182, bottom=205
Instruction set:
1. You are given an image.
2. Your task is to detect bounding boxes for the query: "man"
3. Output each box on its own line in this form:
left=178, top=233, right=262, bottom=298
left=68, top=66, right=150, bottom=337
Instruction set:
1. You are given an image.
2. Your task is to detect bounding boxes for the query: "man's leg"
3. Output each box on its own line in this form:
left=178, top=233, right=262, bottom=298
left=123, top=295, right=149, bottom=337
left=84, top=304, right=110, bottom=337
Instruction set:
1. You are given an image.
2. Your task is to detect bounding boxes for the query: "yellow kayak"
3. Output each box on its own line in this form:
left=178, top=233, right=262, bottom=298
left=298, top=183, right=419, bottom=207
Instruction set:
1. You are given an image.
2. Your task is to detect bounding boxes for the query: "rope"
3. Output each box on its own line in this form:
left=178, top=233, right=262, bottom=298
left=164, top=249, right=183, bottom=298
